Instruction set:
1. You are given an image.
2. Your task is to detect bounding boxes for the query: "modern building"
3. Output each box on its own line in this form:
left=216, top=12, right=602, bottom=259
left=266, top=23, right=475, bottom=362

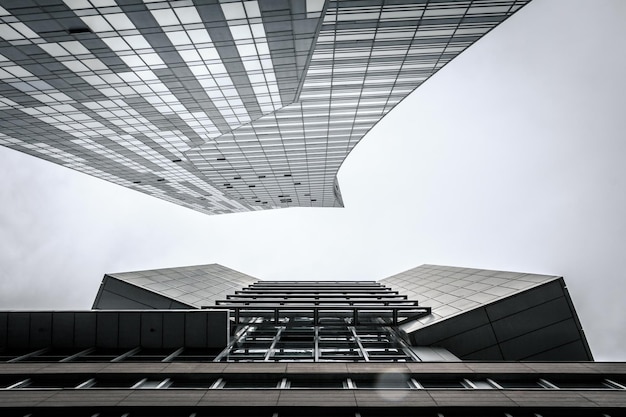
left=0, top=0, right=531, bottom=214
left=1, top=263, right=624, bottom=416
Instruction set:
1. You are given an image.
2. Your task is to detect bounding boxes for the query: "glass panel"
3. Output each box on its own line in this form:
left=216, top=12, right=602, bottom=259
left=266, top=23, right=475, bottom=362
left=419, top=379, right=465, bottom=389
left=554, top=380, right=613, bottom=389
left=496, top=380, right=544, bottom=389
left=169, top=378, right=215, bottom=388
left=91, top=378, right=139, bottom=388
left=222, top=379, right=279, bottom=389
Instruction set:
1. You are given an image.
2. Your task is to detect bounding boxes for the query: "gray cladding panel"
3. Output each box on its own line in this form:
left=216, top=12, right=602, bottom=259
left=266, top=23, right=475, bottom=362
left=96, top=264, right=259, bottom=309
left=93, top=276, right=194, bottom=310
left=406, top=283, right=592, bottom=360
left=498, top=318, right=583, bottom=360
left=410, top=308, right=490, bottom=345
left=485, top=279, right=565, bottom=320
left=462, top=344, right=504, bottom=361
left=383, top=264, right=562, bottom=330
left=490, top=296, right=572, bottom=341
left=524, top=339, right=591, bottom=361
left=1, top=360, right=624, bottom=376
left=0, top=388, right=623, bottom=409
left=433, top=323, right=498, bottom=357
left=384, top=265, right=592, bottom=361
left=94, top=289, right=161, bottom=310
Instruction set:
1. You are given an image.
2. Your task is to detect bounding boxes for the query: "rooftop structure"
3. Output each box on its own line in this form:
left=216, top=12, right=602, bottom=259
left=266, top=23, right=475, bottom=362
left=2, top=263, right=621, bottom=416
left=89, top=263, right=593, bottom=362
left=0, top=0, right=530, bottom=214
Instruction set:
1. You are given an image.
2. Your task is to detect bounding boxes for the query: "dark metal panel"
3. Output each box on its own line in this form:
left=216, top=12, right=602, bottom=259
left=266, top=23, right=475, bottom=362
left=433, top=322, right=498, bottom=357
left=410, top=308, right=491, bottom=345
left=499, top=318, right=582, bottom=360
left=162, top=312, right=184, bottom=349
left=74, top=312, right=96, bottom=348
left=491, top=296, right=572, bottom=341
left=94, top=276, right=192, bottom=310
left=96, top=290, right=156, bottom=310
left=0, top=310, right=229, bottom=351
left=462, top=344, right=504, bottom=361
left=0, top=312, right=7, bottom=348
left=523, top=339, right=591, bottom=361
left=140, top=312, right=163, bottom=349
left=485, top=279, right=563, bottom=321
left=561, top=283, right=595, bottom=360
left=7, top=312, right=29, bottom=349
left=95, top=312, right=119, bottom=349
left=405, top=275, right=591, bottom=361
left=51, top=312, right=74, bottom=349
left=184, top=311, right=207, bottom=348
left=170, top=300, right=195, bottom=309
left=118, top=312, right=140, bottom=349
left=29, top=312, right=52, bottom=349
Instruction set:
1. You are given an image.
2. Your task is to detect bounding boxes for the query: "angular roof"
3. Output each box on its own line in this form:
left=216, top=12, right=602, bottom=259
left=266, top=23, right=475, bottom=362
left=0, top=0, right=530, bottom=214
left=380, top=264, right=561, bottom=330
left=92, top=263, right=258, bottom=309
left=380, top=265, right=593, bottom=361
left=92, top=262, right=593, bottom=361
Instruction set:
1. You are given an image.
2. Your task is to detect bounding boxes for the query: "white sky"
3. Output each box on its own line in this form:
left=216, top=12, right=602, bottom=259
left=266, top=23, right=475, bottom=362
left=1, top=0, right=625, bottom=361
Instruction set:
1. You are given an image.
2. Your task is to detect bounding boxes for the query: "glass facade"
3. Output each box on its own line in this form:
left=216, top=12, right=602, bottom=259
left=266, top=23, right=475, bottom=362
left=213, top=280, right=430, bottom=362
left=0, top=0, right=530, bottom=214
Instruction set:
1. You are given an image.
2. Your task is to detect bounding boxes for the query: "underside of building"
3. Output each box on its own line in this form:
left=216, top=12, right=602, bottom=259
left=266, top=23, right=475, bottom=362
left=0, top=0, right=531, bottom=214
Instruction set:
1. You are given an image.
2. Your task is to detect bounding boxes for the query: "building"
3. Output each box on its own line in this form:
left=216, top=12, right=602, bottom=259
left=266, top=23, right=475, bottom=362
left=0, top=0, right=531, bottom=214
left=1, top=263, right=624, bottom=416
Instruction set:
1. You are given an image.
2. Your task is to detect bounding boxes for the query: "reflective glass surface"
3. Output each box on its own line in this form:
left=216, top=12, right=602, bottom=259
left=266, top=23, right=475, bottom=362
left=0, top=0, right=529, bottom=214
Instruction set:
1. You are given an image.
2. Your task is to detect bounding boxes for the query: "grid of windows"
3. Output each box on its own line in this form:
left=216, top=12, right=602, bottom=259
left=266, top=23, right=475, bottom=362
left=0, top=0, right=529, bottom=214
left=220, top=324, right=418, bottom=362
left=213, top=281, right=430, bottom=362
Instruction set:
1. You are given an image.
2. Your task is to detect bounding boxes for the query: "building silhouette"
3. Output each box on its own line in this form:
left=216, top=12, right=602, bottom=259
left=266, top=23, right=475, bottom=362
left=1, top=263, right=624, bottom=416
left=0, top=0, right=531, bottom=214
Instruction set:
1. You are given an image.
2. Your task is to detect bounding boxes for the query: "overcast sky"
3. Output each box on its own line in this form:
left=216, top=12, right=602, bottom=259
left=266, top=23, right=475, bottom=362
left=1, top=0, right=625, bottom=361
